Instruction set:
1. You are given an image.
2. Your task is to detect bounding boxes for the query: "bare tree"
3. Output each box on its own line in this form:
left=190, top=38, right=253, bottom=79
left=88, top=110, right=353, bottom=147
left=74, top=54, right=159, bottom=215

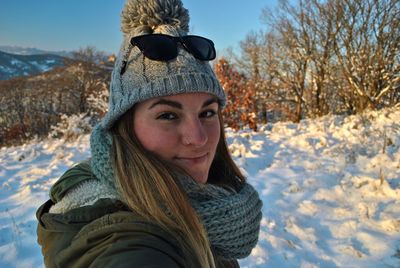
left=260, top=0, right=315, bottom=122
left=236, top=31, right=273, bottom=122
left=221, top=0, right=399, bottom=126
left=72, top=46, right=108, bottom=65
left=299, top=0, right=339, bottom=116
left=331, top=0, right=400, bottom=112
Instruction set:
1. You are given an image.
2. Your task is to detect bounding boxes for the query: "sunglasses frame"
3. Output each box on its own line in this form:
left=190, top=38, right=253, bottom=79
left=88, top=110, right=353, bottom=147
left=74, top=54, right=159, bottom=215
left=130, top=33, right=216, bottom=62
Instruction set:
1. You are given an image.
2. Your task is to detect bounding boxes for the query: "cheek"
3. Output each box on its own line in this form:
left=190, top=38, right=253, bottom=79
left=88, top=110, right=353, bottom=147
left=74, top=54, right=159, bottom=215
left=134, top=119, right=177, bottom=157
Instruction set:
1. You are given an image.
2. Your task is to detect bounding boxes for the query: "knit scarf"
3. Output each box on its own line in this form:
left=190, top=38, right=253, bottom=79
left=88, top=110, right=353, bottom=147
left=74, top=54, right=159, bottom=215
left=90, top=124, right=263, bottom=259
left=178, top=175, right=262, bottom=259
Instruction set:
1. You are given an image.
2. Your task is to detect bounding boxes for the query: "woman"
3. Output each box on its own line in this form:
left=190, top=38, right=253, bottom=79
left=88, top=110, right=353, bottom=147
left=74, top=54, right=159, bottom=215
left=36, top=0, right=262, bottom=267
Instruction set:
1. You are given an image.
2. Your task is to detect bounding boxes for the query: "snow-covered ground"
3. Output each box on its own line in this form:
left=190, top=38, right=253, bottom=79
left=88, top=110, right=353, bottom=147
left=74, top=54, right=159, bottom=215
left=0, top=108, right=399, bottom=268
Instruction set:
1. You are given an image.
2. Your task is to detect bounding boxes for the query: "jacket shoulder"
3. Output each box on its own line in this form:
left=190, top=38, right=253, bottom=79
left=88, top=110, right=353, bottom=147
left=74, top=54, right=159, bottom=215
left=56, top=210, right=189, bottom=268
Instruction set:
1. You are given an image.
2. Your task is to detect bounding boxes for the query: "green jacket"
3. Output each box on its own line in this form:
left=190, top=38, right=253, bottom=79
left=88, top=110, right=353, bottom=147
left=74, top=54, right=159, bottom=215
left=36, top=162, right=240, bottom=268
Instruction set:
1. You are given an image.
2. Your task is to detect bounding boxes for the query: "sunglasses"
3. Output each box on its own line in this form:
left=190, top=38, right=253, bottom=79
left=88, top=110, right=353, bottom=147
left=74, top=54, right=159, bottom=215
left=130, top=34, right=216, bottom=62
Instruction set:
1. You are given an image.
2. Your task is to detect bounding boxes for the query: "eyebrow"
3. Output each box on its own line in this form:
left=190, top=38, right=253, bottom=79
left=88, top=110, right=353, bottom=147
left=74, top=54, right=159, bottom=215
left=149, top=97, right=219, bottom=110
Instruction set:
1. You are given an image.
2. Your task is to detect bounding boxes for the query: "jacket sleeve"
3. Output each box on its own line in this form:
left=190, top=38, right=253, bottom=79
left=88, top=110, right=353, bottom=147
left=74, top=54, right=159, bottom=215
left=55, top=212, right=188, bottom=268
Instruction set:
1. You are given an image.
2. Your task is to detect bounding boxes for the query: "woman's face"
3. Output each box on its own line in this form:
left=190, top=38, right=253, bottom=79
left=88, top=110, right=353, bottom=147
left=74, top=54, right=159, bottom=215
left=133, top=93, right=221, bottom=183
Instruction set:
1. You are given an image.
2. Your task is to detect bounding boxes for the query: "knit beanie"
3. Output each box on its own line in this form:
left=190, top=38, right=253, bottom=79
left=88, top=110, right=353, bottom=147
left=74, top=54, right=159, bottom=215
left=100, top=0, right=226, bottom=129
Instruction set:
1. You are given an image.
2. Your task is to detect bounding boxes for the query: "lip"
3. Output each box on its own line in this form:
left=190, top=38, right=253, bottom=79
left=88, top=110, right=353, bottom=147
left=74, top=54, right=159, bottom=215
left=174, top=153, right=208, bottom=164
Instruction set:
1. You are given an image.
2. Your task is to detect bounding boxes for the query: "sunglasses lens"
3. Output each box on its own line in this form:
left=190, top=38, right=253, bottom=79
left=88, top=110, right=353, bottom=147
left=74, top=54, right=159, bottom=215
left=184, top=36, right=216, bottom=60
left=131, top=34, right=215, bottom=62
left=133, top=35, right=177, bottom=61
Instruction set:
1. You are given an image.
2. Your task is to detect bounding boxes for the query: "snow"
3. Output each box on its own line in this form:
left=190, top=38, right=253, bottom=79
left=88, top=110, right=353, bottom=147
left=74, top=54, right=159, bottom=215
left=10, top=59, right=23, bottom=66
left=29, top=61, right=53, bottom=72
left=0, top=108, right=399, bottom=267
left=0, top=65, right=13, bottom=74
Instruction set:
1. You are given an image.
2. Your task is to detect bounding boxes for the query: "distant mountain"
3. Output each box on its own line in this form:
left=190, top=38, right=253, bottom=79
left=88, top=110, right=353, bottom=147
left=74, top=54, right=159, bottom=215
left=0, top=50, right=67, bottom=80
left=0, top=45, right=71, bottom=57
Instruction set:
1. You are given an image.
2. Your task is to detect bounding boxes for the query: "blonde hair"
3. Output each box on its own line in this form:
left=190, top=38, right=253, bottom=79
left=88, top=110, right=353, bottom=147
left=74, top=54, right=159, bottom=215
left=110, top=108, right=244, bottom=267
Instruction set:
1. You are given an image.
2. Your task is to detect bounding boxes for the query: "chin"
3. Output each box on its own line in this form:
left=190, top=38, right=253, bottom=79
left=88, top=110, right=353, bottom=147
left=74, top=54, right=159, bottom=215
left=191, top=173, right=208, bottom=184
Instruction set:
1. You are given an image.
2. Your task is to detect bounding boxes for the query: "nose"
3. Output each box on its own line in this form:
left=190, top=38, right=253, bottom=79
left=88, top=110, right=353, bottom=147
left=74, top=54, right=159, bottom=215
left=181, top=117, right=208, bottom=147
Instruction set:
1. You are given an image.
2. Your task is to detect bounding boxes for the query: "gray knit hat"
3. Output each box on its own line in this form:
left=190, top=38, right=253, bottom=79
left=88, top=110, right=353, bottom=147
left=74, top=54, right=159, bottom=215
left=100, top=0, right=226, bottom=129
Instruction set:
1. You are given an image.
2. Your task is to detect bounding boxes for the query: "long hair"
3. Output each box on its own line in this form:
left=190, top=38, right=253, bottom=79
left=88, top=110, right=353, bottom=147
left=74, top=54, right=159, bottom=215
left=110, top=106, right=244, bottom=267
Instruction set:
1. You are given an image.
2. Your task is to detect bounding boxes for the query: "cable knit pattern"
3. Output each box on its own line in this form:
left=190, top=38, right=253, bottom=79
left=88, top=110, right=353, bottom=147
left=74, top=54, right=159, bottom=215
left=90, top=124, right=116, bottom=189
left=180, top=178, right=262, bottom=259
left=89, top=124, right=262, bottom=259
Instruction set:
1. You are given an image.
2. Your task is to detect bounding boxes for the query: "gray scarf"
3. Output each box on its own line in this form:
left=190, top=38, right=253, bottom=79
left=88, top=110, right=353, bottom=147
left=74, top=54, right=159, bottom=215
left=179, top=176, right=262, bottom=259
left=90, top=124, right=263, bottom=260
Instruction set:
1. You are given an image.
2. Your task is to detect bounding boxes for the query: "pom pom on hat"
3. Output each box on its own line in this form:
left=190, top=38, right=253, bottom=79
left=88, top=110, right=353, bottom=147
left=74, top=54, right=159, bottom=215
left=121, top=0, right=190, bottom=35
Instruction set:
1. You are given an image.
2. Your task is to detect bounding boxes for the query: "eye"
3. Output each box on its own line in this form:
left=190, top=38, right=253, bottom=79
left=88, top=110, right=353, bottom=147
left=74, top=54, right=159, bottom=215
left=156, top=112, right=178, bottom=120
left=200, top=109, right=217, bottom=118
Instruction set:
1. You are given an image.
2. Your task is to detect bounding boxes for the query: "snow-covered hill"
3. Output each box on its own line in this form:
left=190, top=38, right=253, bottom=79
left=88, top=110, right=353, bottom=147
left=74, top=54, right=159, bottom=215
left=0, top=50, right=65, bottom=80
left=0, top=108, right=399, bottom=267
left=0, top=45, right=71, bottom=57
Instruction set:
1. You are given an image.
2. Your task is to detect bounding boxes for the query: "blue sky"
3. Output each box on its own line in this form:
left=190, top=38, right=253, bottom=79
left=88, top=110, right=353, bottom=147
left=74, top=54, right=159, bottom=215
left=0, top=0, right=277, bottom=55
